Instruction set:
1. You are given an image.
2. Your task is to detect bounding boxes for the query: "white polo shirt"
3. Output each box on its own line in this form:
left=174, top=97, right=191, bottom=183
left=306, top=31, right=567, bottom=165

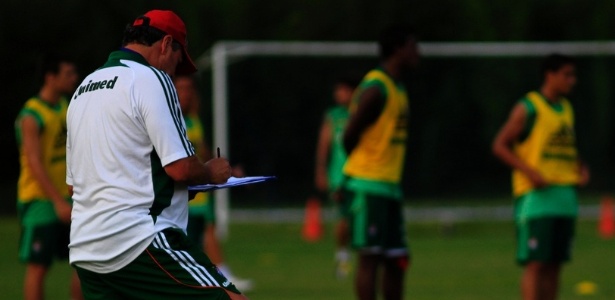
left=67, top=49, right=195, bottom=273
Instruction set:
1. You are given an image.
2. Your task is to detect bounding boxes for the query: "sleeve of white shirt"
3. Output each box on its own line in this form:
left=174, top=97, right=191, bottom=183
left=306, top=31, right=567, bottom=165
left=66, top=129, right=73, bottom=185
left=133, top=68, right=195, bottom=167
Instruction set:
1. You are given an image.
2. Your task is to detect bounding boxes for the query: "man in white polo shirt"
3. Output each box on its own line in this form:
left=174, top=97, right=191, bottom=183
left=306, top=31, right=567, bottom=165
left=66, top=10, right=248, bottom=300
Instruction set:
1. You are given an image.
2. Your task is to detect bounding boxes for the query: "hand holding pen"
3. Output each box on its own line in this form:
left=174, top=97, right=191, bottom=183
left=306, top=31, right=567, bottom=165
left=204, top=147, right=231, bottom=184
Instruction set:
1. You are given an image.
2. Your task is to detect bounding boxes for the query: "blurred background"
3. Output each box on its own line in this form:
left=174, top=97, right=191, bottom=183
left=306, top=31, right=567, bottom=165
left=3, top=1, right=615, bottom=299
left=2, top=0, right=615, bottom=212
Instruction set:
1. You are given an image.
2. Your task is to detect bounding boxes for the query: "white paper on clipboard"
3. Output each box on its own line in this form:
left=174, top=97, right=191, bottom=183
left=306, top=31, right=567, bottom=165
left=188, top=176, right=276, bottom=192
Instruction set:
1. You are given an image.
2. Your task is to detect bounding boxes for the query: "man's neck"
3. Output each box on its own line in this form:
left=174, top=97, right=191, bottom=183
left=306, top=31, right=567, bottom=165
left=39, top=86, right=61, bottom=104
left=381, top=59, right=401, bottom=80
left=540, top=86, right=562, bottom=103
left=125, top=44, right=156, bottom=67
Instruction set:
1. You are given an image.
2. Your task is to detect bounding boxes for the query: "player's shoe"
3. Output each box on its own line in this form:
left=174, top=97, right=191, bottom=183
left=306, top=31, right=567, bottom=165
left=335, top=257, right=352, bottom=279
left=229, top=275, right=254, bottom=292
left=336, top=260, right=351, bottom=279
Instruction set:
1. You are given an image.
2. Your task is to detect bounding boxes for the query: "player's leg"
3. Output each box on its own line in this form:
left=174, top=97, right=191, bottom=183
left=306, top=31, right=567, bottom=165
left=350, top=191, right=404, bottom=300
left=381, top=199, right=410, bottom=300
left=356, top=253, right=380, bottom=300
left=521, top=262, right=560, bottom=300
left=204, top=224, right=224, bottom=265
left=203, top=196, right=223, bottom=265
left=334, top=218, right=351, bottom=277
left=53, top=222, right=84, bottom=300
left=204, top=197, right=253, bottom=291
left=186, top=211, right=206, bottom=250
left=76, top=228, right=246, bottom=300
left=71, top=270, right=83, bottom=300
left=207, top=225, right=254, bottom=292
left=335, top=218, right=350, bottom=249
left=542, top=217, right=575, bottom=300
left=542, top=263, right=561, bottom=300
left=334, top=190, right=352, bottom=278
left=382, top=256, right=408, bottom=300
left=19, top=202, right=57, bottom=300
left=518, top=217, right=560, bottom=300
left=24, top=263, right=47, bottom=300
left=521, top=262, right=543, bottom=300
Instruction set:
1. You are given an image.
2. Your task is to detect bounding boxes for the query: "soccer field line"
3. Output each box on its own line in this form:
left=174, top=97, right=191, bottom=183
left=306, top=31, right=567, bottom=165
left=229, top=205, right=600, bottom=223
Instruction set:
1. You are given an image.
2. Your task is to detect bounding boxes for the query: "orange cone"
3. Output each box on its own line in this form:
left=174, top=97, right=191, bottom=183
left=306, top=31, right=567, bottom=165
left=302, top=197, right=323, bottom=242
left=599, top=196, right=615, bottom=239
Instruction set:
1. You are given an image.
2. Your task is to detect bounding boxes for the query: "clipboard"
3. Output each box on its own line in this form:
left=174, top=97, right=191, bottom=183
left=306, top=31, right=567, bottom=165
left=188, top=176, right=276, bottom=192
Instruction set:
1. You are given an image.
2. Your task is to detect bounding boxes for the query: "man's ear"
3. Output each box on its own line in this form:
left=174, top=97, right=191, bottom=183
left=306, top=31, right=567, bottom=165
left=160, top=35, right=174, bottom=55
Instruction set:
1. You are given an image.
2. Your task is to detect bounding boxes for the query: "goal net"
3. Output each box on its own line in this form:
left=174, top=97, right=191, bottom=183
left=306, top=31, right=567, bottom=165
left=197, top=41, right=615, bottom=238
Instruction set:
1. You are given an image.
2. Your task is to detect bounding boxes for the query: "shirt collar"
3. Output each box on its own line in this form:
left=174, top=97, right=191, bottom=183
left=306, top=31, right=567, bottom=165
left=107, top=48, right=150, bottom=67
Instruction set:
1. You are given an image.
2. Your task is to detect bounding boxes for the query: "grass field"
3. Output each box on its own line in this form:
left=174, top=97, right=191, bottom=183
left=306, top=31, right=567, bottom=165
left=1, top=217, right=613, bottom=299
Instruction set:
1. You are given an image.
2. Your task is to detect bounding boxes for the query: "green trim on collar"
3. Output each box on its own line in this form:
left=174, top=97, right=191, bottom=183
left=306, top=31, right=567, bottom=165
left=99, top=49, right=150, bottom=69
left=535, top=91, right=564, bottom=113
left=33, top=96, right=64, bottom=111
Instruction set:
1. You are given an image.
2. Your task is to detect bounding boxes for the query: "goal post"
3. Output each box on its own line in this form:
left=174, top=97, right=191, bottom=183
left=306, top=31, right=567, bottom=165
left=197, top=40, right=615, bottom=239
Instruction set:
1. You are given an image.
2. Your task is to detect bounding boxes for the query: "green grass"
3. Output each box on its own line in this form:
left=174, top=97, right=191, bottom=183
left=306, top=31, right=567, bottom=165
left=1, top=217, right=613, bottom=299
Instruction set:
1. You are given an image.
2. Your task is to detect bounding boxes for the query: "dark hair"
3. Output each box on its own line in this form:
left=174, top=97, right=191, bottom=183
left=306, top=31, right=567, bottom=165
left=121, top=23, right=168, bottom=47
left=541, top=53, right=575, bottom=76
left=37, top=52, right=74, bottom=83
left=334, top=72, right=361, bottom=89
left=378, top=24, right=416, bottom=59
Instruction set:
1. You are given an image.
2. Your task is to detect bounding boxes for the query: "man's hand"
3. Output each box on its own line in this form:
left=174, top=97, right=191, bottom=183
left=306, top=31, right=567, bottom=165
left=315, top=172, right=328, bottom=193
left=525, top=169, right=548, bottom=189
left=204, top=158, right=232, bottom=184
left=54, top=200, right=72, bottom=224
left=578, top=163, right=590, bottom=187
left=231, top=164, right=246, bottom=178
left=331, top=188, right=344, bottom=204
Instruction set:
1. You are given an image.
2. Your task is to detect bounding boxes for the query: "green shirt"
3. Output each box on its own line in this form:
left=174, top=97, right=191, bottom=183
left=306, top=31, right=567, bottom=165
left=325, top=105, right=349, bottom=190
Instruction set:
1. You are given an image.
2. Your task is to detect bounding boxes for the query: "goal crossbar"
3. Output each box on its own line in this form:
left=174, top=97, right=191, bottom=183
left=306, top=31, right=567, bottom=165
left=198, top=40, right=615, bottom=239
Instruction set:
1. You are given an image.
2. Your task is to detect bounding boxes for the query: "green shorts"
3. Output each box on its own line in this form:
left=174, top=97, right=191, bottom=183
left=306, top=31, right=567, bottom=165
left=346, top=190, right=408, bottom=257
left=516, top=217, right=575, bottom=265
left=18, top=200, right=69, bottom=266
left=19, top=221, right=70, bottom=266
left=187, top=195, right=216, bottom=247
left=329, top=189, right=352, bottom=219
left=75, top=228, right=241, bottom=300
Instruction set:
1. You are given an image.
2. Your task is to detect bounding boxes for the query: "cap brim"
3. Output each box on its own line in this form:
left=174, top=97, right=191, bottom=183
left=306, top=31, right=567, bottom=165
left=176, top=47, right=197, bottom=75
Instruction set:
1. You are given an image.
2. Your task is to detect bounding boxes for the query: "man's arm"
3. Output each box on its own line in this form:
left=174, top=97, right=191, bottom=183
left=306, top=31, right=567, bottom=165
left=138, top=72, right=231, bottom=186
left=164, top=155, right=231, bottom=186
left=315, top=116, right=332, bottom=192
left=20, top=116, right=72, bottom=223
left=577, top=159, right=590, bottom=187
left=492, top=103, right=547, bottom=188
left=343, top=87, right=385, bottom=154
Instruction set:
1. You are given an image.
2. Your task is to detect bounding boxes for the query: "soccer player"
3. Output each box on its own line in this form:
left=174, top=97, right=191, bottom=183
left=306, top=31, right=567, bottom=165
left=66, top=10, right=247, bottom=299
left=342, top=25, right=419, bottom=300
left=314, top=74, right=358, bottom=279
left=492, top=53, right=590, bottom=300
left=175, top=74, right=253, bottom=291
left=15, top=53, right=82, bottom=300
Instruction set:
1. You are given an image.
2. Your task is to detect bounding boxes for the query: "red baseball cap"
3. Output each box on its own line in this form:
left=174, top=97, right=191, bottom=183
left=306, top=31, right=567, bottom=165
left=133, top=10, right=197, bottom=75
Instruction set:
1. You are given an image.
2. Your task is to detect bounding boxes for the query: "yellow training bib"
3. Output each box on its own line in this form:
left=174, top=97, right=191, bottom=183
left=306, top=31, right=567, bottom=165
left=16, top=97, right=69, bottom=202
left=512, top=91, right=579, bottom=196
left=343, top=69, right=408, bottom=183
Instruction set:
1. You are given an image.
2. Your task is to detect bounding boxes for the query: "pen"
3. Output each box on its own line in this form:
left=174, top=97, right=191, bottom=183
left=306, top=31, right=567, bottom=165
left=217, top=147, right=220, bottom=158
